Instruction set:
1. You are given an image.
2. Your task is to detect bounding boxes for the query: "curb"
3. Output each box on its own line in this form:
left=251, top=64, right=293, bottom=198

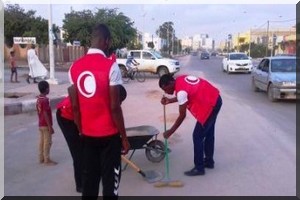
left=4, top=96, right=65, bottom=115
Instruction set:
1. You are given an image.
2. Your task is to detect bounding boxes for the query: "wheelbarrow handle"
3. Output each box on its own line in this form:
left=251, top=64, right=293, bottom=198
left=121, top=155, right=146, bottom=177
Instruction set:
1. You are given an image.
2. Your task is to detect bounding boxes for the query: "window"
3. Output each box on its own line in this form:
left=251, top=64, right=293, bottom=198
left=143, top=52, right=153, bottom=60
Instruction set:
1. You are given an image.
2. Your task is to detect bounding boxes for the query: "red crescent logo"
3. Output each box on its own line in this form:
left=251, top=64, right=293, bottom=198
left=77, top=71, right=96, bottom=98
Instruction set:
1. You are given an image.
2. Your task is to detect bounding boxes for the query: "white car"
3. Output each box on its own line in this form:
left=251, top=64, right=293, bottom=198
left=222, top=52, right=253, bottom=74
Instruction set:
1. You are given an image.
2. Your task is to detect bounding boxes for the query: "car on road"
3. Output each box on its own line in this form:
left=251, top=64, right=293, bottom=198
left=200, top=52, right=210, bottom=60
left=251, top=56, right=297, bottom=102
left=222, top=52, right=253, bottom=73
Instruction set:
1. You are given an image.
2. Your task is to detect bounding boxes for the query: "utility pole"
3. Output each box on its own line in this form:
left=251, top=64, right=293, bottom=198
left=265, top=20, right=269, bottom=57
left=248, top=28, right=251, bottom=57
left=47, top=3, right=58, bottom=84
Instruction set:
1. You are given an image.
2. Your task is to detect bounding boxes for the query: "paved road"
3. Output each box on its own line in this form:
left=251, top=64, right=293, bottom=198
left=4, top=55, right=296, bottom=196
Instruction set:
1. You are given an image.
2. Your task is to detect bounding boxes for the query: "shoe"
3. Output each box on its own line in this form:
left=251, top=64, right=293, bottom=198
left=44, top=160, right=57, bottom=166
left=26, top=78, right=30, bottom=84
left=76, top=187, right=83, bottom=193
left=204, top=163, right=214, bottom=169
left=184, top=167, right=205, bottom=176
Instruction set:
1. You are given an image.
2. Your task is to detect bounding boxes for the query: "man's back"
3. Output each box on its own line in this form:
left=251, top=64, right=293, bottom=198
left=69, top=52, right=118, bottom=137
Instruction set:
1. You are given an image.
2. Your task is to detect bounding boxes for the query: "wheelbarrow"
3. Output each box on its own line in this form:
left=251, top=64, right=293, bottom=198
left=123, top=125, right=167, bottom=170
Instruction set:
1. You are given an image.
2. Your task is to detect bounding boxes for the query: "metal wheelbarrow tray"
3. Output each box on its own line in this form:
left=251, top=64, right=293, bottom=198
left=125, top=125, right=166, bottom=166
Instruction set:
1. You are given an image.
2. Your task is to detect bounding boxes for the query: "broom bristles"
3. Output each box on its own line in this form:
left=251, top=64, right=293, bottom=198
left=154, top=180, right=184, bottom=188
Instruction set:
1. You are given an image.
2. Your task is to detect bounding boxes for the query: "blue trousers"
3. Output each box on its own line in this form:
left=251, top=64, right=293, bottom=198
left=193, top=95, right=222, bottom=171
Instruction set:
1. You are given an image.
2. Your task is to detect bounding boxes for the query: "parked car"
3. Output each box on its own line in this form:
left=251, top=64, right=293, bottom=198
left=116, top=49, right=180, bottom=77
left=251, top=56, right=297, bottom=102
left=222, top=52, right=253, bottom=73
left=200, top=52, right=210, bottom=60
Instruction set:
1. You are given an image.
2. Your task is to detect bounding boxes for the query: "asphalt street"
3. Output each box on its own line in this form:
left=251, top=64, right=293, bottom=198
left=4, top=55, right=296, bottom=196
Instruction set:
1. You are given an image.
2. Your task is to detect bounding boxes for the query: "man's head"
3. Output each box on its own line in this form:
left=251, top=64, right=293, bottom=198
left=91, top=23, right=112, bottom=56
left=38, top=80, right=50, bottom=95
left=159, top=74, right=175, bottom=95
left=30, top=44, right=35, bottom=49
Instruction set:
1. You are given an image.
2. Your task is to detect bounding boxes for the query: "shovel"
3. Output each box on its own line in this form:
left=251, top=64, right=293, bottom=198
left=121, top=155, right=163, bottom=183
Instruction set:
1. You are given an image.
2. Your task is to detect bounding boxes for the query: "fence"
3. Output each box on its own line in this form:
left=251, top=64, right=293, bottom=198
left=4, top=44, right=86, bottom=64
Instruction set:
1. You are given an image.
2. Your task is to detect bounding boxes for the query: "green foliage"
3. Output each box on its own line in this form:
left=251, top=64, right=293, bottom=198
left=147, top=41, right=154, bottom=49
left=156, top=21, right=174, bottom=53
left=4, top=4, right=60, bottom=47
left=250, top=43, right=268, bottom=58
left=62, top=8, right=137, bottom=49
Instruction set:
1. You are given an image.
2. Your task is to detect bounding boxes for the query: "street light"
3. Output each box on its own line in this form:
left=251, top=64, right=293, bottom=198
left=47, top=3, right=58, bottom=85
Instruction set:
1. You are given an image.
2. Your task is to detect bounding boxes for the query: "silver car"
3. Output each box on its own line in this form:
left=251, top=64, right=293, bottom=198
left=251, top=56, right=297, bottom=102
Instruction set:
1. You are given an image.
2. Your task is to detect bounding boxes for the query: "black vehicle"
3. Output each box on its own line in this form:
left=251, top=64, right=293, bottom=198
left=200, top=52, right=210, bottom=60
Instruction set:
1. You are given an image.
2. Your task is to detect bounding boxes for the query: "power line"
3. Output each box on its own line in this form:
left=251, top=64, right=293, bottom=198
left=269, top=18, right=296, bottom=23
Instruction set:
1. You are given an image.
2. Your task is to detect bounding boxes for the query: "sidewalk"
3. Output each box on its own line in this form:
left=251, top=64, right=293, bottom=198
left=4, top=63, right=71, bottom=115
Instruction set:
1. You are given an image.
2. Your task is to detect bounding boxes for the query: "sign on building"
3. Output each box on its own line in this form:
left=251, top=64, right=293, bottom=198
left=13, top=37, right=36, bottom=44
left=73, top=41, right=81, bottom=46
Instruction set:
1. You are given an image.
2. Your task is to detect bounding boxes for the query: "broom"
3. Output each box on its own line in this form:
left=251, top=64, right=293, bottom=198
left=154, top=103, right=184, bottom=188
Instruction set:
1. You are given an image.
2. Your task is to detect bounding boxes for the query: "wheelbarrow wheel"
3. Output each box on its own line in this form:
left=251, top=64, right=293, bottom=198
left=145, top=140, right=165, bottom=163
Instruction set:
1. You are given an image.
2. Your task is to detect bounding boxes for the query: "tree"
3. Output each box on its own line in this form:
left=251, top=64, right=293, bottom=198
left=4, top=4, right=60, bottom=47
left=62, top=8, right=137, bottom=49
left=147, top=41, right=154, bottom=49
left=156, top=21, right=174, bottom=53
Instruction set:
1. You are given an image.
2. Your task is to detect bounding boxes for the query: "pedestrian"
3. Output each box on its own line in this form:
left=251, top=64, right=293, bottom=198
left=158, top=74, right=222, bottom=176
left=26, top=44, right=48, bottom=84
left=56, top=96, right=83, bottom=193
left=56, top=85, right=127, bottom=194
left=68, top=23, right=130, bottom=200
left=36, top=80, right=57, bottom=166
left=9, top=50, right=19, bottom=83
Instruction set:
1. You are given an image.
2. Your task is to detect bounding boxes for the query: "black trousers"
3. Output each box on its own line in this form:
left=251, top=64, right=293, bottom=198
left=81, top=133, right=121, bottom=200
left=56, top=109, right=83, bottom=190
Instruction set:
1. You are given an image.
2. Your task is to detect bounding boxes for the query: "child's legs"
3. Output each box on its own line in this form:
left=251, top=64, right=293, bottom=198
left=38, top=128, right=45, bottom=162
left=40, top=127, right=52, bottom=161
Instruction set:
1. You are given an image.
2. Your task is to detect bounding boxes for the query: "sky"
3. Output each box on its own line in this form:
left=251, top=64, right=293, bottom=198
left=3, top=0, right=298, bottom=45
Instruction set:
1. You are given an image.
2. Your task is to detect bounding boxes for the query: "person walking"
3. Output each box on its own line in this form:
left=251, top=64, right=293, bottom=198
left=159, top=74, right=222, bottom=176
left=36, top=80, right=57, bottom=166
left=26, top=44, right=48, bottom=84
left=68, top=23, right=130, bottom=200
left=9, top=50, right=19, bottom=83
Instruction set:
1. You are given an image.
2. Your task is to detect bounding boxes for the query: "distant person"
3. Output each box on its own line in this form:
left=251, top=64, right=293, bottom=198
left=27, top=44, right=48, bottom=84
left=69, top=23, right=130, bottom=200
left=159, top=74, right=222, bottom=176
left=125, top=51, right=139, bottom=79
left=36, top=80, right=57, bottom=166
left=9, top=50, right=19, bottom=83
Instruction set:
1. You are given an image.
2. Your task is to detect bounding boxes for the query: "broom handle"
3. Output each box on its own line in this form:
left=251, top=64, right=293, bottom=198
left=163, top=103, right=170, bottom=180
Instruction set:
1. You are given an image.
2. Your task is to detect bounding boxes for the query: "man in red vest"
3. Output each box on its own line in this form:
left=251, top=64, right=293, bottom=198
left=69, top=24, right=130, bottom=199
left=159, top=74, right=222, bottom=176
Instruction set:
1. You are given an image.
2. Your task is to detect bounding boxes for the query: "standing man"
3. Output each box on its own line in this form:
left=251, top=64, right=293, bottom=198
left=69, top=23, right=130, bottom=200
left=26, top=44, right=48, bottom=84
left=159, top=74, right=222, bottom=176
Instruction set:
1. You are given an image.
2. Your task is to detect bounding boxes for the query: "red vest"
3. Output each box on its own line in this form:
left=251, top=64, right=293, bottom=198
left=56, top=96, right=74, bottom=120
left=175, top=75, right=220, bottom=125
left=70, top=53, right=118, bottom=137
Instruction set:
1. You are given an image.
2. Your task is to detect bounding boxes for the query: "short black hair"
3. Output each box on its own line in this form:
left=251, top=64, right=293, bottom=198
left=38, top=80, right=49, bottom=94
left=159, top=74, right=175, bottom=88
left=92, top=23, right=111, bottom=41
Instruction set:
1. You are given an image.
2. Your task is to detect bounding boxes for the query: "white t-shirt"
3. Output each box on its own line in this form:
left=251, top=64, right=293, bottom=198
left=177, top=90, right=188, bottom=105
left=69, top=48, right=122, bottom=86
